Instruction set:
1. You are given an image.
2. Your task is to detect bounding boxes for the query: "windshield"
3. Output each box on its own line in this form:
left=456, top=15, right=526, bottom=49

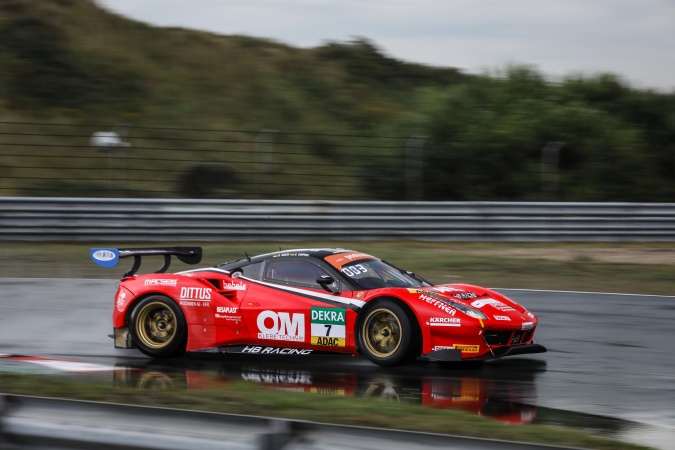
left=340, top=259, right=429, bottom=290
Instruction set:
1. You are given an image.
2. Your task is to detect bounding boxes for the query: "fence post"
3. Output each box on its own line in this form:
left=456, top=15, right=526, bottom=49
left=406, top=136, right=426, bottom=201
left=256, top=130, right=277, bottom=198
left=541, top=141, right=564, bottom=201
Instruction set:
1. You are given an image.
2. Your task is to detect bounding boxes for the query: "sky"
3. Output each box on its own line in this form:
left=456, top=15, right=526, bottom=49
left=96, top=0, right=675, bottom=92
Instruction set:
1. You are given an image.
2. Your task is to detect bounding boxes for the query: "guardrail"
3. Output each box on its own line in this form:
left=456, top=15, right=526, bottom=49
left=1, top=197, right=675, bottom=241
left=0, top=394, right=581, bottom=450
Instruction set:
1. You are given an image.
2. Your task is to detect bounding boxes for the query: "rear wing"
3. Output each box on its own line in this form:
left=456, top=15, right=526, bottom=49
left=90, top=247, right=202, bottom=278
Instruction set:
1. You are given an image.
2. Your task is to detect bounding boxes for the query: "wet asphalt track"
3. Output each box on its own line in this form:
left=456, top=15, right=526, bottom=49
left=0, top=278, right=674, bottom=449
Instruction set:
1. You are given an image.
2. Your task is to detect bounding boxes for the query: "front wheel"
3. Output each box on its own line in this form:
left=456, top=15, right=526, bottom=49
left=357, top=300, right=418, bottom=366
left=129, top=295, right=187, bottom=358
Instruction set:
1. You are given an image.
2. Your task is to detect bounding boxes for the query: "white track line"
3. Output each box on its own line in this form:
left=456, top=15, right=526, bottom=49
left=495, top=288, right=675, bottom=298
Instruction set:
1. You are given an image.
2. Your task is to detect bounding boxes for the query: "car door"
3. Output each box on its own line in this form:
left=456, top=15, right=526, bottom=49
left=239, top=257, right=352, bottom=351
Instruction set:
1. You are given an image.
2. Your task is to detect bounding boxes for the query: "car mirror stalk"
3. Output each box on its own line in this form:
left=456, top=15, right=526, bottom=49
left=317, top=275, right=340, bottom=294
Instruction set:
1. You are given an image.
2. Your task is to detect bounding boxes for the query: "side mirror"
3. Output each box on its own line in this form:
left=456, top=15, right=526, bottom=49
left=317, top=275, right=339, bottom=294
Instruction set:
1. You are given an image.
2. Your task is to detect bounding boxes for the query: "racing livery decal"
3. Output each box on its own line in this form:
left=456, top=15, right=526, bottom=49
left=257, top=310, right=305, bottom=342
left=116, top=291, right=126, bottom=312
left=223, top=281, right=247, bottom=291
left=144, top=279, right=178, bottom=286
left=427, top=317, right=461, bottom=327
left=215, top=306, right=240, bottom=321
left=432, top=286, right=463, bottom=293
left=91, top=248, right=119, bottom=268
left=471, top=298, right=516, bottom=312
left=239, top=346, right=312, bottom=355
left=324, top=252, right=375, bottom=270
left=179, top=287, right=212, bottom=307
left=408, top=289, right=457, bottom=315
left=310, top=307, right=346, bottom=347
left=453, top=344, right=480, bottom=353
left=240, top=276, right=365, bottom=310
left=180, top=287, right=212, bottom=300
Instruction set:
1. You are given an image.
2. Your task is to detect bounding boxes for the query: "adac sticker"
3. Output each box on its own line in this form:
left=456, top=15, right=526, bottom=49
left=310, top=307, right=346, bottom=347
left=91, top=248, right=119, bottom=268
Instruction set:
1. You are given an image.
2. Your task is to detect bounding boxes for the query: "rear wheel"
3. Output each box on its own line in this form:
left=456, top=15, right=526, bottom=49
left=129, top=295, right=187, bottom=358
left=358, top=300, right=418, bottom=366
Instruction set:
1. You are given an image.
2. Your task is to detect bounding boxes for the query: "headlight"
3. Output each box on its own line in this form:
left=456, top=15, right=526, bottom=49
left=458, top=306, right=488, bottom=320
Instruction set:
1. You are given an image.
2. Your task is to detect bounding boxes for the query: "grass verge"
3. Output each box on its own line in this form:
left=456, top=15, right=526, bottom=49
left=2, top=241, right=675, bottom=295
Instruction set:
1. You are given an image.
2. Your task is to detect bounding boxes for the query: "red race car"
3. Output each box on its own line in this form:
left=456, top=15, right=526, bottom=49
left=91, top=247, right=546, bottom=366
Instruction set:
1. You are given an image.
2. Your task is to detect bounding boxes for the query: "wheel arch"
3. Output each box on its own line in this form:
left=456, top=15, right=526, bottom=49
left=127, top=293, right=188, bottom=358
left=124, top=292, right=182, bottom=324
left=356, top=296, right=423, bottom=356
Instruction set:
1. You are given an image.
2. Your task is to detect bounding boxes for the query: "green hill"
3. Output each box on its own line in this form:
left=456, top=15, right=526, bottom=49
left=1, top=0, right=675, bottom=202
left=0, top=0, right=466, bottom=132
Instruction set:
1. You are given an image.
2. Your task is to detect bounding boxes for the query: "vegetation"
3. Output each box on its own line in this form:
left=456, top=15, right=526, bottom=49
left=1, top=0, right=674, bottom=202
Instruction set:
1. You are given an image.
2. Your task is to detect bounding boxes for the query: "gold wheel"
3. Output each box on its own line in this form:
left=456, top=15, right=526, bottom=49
left=135, top=301, right=178, bottom=349
left=362, top=307, right=403, bottom=358
left=361, top=378, right=400, bottom=401
left=137, top=372, right=174, bottom=390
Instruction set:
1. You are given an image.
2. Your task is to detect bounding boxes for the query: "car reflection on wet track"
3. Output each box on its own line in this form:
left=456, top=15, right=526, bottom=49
left=111, top=353, right=545, bottom=425
left=0, top=352, right=648, bottom=444
left=108, top=353, right=644, bottom=439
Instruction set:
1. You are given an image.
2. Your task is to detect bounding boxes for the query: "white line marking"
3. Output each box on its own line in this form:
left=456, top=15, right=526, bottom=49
left=494, top=288, right=675, bottom=298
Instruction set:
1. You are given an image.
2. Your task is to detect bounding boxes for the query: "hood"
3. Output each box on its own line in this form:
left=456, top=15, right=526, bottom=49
left=425, top=284, right=532, bottom=324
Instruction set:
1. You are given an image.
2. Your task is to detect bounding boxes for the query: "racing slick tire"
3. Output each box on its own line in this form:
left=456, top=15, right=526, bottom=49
left=129, top=295, right=187, bottom=358
left=357, top=300, right=419, bottom=367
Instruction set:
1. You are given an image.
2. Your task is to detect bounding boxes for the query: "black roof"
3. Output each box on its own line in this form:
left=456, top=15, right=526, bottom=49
left=216, top=248, right=363, bottom=270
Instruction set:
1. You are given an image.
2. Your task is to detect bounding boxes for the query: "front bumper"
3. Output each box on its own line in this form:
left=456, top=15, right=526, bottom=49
left=425, top=343, right=547, bottom=362
left=479, top=343, right=547, bottom=360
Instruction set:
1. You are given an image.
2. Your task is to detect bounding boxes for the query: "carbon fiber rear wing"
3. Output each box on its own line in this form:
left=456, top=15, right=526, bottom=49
left=90, top=247, right=202, bottom=278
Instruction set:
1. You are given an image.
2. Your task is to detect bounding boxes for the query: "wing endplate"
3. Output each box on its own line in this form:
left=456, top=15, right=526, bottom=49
left=91, top=246, right=203, bottom=277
